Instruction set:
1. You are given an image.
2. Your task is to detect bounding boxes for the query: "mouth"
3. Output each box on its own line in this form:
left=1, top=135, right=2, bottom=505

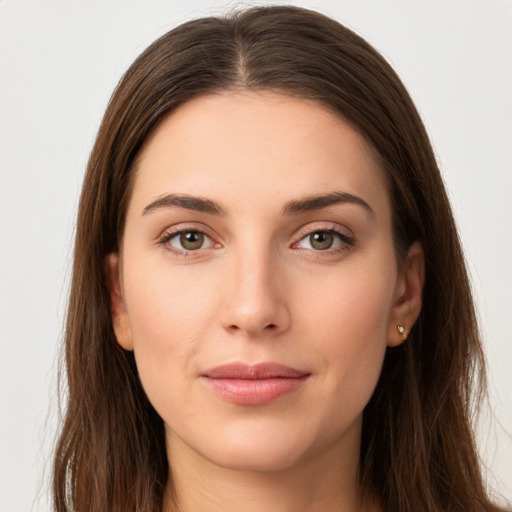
left=200, top=362, right=311, bottom=406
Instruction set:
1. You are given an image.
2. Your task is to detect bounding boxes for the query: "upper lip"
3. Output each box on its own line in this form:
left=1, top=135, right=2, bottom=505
left=201, top=362, right=309, bottom=380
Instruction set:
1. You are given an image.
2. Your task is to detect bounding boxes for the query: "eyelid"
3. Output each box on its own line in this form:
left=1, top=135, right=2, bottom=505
left=157, top=223, right=222, bottom=255
left=156, top=222, right=218, bottom=241
left=293, top=222, right=354, bottom=241
left=291, top=223, right=355, bottom=251
left=155, top=221, right=354, bottom=256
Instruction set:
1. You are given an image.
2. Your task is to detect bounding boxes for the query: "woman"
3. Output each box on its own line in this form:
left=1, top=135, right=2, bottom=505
left=52, top=6, right=508, bottom=512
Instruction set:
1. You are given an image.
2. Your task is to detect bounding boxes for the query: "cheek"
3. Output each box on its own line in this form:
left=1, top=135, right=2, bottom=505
left=125, top=255, right=219, bottom=342
left=302, top=258, right=395, bottom=342
left=298, top=258, right=395, bottom=401
left=122, top=260, right=220, bottom=413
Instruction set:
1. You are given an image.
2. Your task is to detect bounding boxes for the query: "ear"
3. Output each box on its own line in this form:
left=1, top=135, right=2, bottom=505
left=387, top=241, right=425, bottom=347
left=105, top=253, right=134, bottom=351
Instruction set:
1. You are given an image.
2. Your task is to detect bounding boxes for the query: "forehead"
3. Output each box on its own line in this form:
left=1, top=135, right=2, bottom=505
left=130, top=91, right=390, bottom=218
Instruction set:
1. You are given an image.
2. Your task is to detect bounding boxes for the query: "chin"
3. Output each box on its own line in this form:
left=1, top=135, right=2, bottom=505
left=204, top=440, right=305, bottom=473
left=169, top=418, right=313, bottom=473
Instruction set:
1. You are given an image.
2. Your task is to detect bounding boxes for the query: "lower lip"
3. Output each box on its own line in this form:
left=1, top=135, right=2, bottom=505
left=201, top=376, right=309, bottom=406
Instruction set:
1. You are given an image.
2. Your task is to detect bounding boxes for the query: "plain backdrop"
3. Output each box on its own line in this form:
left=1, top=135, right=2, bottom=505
left=1, top=1, right=511, bottom=510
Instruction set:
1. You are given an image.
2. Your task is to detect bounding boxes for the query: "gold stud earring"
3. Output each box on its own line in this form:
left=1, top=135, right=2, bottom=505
left=397, top=325, right=408, bottom=341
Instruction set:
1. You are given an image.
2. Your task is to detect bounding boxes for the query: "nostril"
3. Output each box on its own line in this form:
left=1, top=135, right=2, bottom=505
left=226, top=322, right=281, bottom=333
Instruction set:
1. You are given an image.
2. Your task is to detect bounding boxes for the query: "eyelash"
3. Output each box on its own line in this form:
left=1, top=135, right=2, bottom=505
left=157, top=228, right=217, bottom=256
left=293, top=226, right=355, bottom=254
left=157, top=225, right=354, bottom=257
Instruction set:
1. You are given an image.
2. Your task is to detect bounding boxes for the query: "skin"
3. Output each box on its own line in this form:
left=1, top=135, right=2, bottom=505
left=107, top=91, right=424, bottom=512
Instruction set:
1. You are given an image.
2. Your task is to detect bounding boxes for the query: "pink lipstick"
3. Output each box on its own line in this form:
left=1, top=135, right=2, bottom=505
left=200, top=362, right=310, bottom=406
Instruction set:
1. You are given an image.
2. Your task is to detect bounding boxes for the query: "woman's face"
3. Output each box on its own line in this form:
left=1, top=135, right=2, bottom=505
left=109, top=91, right=422, bottom=473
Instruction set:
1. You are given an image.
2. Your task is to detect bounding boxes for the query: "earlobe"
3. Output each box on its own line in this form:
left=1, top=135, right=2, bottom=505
left=388, top=241, right=425, bottom=347
left=105, top=253, right=134, bottom=351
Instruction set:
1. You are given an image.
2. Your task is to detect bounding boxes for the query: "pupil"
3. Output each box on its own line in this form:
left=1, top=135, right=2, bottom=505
left=311, top=231, right=333, bottom=250
left=180, top=231, right=204, bottom=250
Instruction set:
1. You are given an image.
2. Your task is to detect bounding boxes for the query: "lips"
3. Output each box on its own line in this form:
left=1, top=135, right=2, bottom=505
left=200, top=362, right=310, bottom=406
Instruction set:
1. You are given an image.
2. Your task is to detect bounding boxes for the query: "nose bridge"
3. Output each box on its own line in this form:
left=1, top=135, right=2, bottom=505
left=222, top=236, right=289, bottom=337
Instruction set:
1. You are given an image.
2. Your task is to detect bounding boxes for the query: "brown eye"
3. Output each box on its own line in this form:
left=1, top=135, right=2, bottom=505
left=179, top=231, right=205, bottom=250
left=309, top=231, right=334, bottom=250
left=163, top=229, right=215, bottom=253
left=295, top=229, right=352, bottom=253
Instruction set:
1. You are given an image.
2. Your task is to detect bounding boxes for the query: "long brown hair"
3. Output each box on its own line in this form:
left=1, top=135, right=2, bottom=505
left=53, top=6, right=507, bottom=511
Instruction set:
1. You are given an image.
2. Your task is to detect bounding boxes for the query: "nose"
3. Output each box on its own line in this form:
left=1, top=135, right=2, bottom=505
left=220, top=248, right=291, bottom=338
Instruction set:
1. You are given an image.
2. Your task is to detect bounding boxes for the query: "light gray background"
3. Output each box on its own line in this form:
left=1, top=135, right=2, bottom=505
left=1, top=1, right=511, bottom=510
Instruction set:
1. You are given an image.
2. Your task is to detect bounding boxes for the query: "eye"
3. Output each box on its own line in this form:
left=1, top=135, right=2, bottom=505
left=164, top=230, right=215, bottom=252
left=296, top=229, right=352, bottom=251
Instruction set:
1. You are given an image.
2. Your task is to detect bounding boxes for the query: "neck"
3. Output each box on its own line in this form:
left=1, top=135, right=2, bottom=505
left=162, top=423, right=379, bottom=512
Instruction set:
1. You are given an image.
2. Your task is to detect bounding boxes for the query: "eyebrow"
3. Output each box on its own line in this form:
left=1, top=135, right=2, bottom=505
left=143, top=194, right=227, bottom=216
left=142, top=190, right=374, bottom=217
left=282, top=191, right=374, bottom=215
